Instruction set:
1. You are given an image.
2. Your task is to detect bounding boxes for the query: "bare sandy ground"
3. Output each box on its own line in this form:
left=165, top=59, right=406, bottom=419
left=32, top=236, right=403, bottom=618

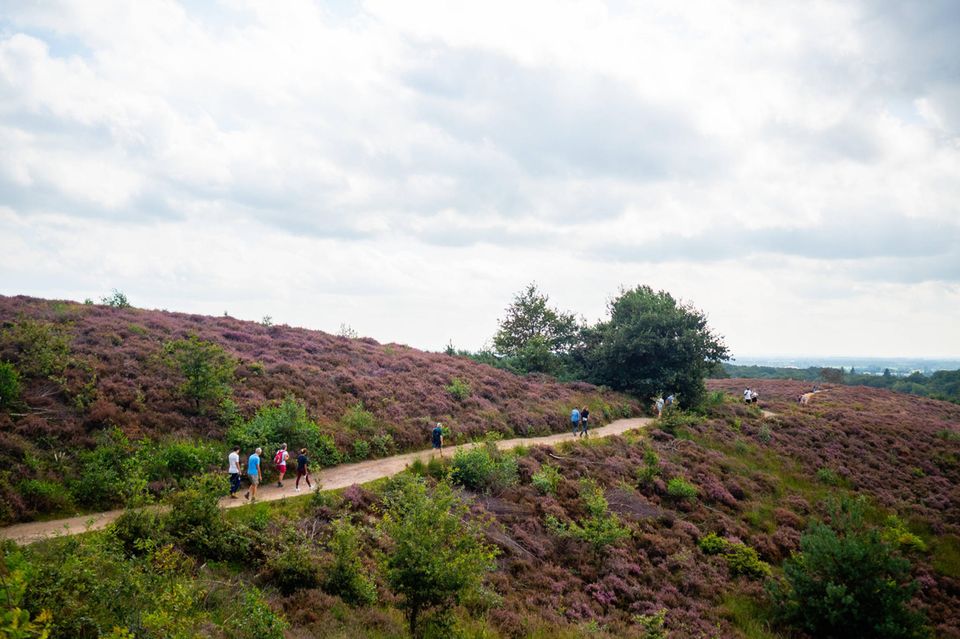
left=0, top=417, right=653, bottom=545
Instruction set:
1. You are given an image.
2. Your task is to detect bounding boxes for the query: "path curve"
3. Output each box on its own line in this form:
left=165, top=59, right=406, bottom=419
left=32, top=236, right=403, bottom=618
left=1, top=417, right=652, bottom=546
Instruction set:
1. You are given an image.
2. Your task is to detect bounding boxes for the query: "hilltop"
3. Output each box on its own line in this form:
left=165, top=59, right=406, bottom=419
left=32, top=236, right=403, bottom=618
left=0, top=295, right=639, bottom=523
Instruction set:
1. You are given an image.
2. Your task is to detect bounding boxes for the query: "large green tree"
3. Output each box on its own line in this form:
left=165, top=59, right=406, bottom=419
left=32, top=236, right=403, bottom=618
left=581, top=285, right=727, bottom=407
left=379, top=476, right=497, bottom=636
left=492, top=283, right=580, bottom=374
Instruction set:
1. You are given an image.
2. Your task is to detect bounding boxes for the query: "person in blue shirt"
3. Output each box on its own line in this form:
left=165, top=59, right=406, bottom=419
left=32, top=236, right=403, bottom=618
left=570, top=407, right=581, bottom=436
left=432, top=422, right=444, bottom=456
left=244, top=447, right=262, bottom=502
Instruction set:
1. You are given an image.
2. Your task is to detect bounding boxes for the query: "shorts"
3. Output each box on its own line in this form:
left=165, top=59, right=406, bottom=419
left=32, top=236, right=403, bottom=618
left=432, top=442, right=441, bottom=449
left=296, top=467, right=308, bottom=477
left=277, top=464, right=287, bottom=473
left=248, top=474, right=260, bottom=486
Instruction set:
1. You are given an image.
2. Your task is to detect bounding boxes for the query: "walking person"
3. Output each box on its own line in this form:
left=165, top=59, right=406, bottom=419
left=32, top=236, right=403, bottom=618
left=655, top=396, right=665, bottom=418
left=570, top=407, right=581, bottom=436
left=295, top=448, right=312, bottom=492
left=579, top=406, right=590, bottom=437
left=750, top=389, right=759, bottom=404
left=274, top=443, right=289, bottom=487
left=228, top=446, right=242, bottom=498
left=744, top=388, right=752, bottom=404
left=432, top=422, right=444, bottom=457
left=244, top=447, right=262, bottom=502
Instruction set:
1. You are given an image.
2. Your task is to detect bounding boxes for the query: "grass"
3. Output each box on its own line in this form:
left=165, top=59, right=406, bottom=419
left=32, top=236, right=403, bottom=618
left=721, top=593, right=782, bottom=639
left=931, top=534, right=960, bottom=578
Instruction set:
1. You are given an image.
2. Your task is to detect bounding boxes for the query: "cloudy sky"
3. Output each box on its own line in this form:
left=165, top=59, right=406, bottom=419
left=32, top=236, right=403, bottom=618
left=1, top=0, right=958, bottom=358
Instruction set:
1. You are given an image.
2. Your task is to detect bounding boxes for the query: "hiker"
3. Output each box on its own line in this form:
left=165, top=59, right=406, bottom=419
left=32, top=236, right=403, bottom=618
left=743, top=388, right=752, bottom=404
left=295, top=448, right=312, bottom=491
left=228, top=445, right=242, bottom=498
left=665, top=394, right=675, bottom=408
left=570, top=407, right=581, bottom=436
left=432, top=422, right=444, bottom=456
left=274, top=443, right=289, bottom=487
left=655, top=396, right=665, bottom=417
left=579, top=406, right=590, bottom=437
left=750, top=389, right=759, bottom=404
left=244, top=447, right=262, bottom=502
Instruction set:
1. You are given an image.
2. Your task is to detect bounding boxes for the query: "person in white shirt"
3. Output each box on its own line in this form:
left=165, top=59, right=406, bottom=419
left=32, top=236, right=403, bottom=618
left=228, top=446, right=241, bottom=498
left=744, top=388, right=751, bottom=404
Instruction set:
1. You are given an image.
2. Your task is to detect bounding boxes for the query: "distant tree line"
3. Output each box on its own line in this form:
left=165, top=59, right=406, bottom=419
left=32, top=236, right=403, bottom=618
left=717, top=363, right=960, bottom=404
left=447, top=283, right=728, bottom=408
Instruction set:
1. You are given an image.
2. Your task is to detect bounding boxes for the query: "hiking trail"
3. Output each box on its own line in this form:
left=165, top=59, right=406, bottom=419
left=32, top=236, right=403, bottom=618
left=1, top=416, right=652, bottom=545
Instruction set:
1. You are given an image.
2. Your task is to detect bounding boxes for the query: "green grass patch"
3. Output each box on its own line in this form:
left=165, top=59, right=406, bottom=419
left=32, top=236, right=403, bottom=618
left=721, top=593, right=781, bottom=639
left=931, top=534, right=960, bottom=578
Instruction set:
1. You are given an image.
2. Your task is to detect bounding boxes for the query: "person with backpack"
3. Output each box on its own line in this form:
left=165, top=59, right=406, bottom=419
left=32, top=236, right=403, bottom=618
left=579, top=406, right=590, bottom=437
left=431, top=422, right=444, bottom=456
left=295, top=448, right=312, bottom=492
left=570, top=407, right=581, bottom=436
left=227, top=446, right=242, bottom=499
left=244, top=447, right=262, bottom=502
left=655, top=396, right=665, bottom=417
left=274, top=443, right=290, bottom=488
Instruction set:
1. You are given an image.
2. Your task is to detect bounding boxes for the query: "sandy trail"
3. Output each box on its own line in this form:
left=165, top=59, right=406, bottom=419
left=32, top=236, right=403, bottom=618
left=0, top=417, right=652, bottom=546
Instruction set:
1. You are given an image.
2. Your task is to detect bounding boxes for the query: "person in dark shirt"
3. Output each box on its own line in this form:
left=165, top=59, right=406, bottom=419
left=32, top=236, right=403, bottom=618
left=295, top=448, right=312, bottom=491
left=432, top=422, right=444, bottom=456
left=579, top=407, right=590, bottom=437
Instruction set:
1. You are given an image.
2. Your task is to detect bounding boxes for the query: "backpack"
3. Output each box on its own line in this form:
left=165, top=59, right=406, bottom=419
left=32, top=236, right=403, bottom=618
left=274, top=449, right=284, bottom=465
left=571, top=408, right=580, bottom=422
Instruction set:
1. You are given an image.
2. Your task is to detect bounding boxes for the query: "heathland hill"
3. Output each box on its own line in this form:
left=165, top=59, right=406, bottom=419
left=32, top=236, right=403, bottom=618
left=0, top=295, right=639, bottom=523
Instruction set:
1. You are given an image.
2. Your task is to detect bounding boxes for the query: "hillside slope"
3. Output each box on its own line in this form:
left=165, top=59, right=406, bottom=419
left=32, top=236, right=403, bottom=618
left=0, top=295, right=639, bottom=522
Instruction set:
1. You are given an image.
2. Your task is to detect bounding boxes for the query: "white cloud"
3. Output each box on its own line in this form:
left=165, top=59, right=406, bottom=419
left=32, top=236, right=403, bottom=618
left=0, top=0, right=958, bottom=357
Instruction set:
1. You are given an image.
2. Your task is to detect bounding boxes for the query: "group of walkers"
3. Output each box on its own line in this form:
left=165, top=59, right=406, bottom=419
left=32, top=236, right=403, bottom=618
left=743, top=388, right=760, bottom=404
left=654, top=393, right=676, bottom=417
left=227, top=443, right=315, bottom=503
left=570, top=406, right=591, bottom=437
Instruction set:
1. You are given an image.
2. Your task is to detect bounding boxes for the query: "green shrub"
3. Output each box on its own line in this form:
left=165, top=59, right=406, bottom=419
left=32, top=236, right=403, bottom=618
left=445, top=377, right=472, bottom=402
left=0, top=547, right=52, bottom=638
left=409, top=456, right=449, bottom=481
left=0, top=361, right=21, bottom=409
left=136, top=439, right=221, bottom=483
left=100, top=289, right=131, bottom=308
left=263, top=543, right=321, bottom=595
left=228, top=396, right=328, bottom=461
left=110, top=508, right=169, bottom=555
left=666, top=477, right=698, bottom=501
left=451, top=440, right=517, bottom=493
left=162, top=335, right=236, bottom=414
left=816, top=467, right=841, bottom=486
left=531, top=464, right=562, bottom=495
left=163, top=473, right=236, bottom=559
left=882, top=516, right=927, bottom=553
left=769, top=496, right=927, bottom=638
left=758, top=423, right=772, bottom=444
left=371, top=433, right=395, bottom=457
left=18, top=478, right=74, bottom=513
left=699, top=532, right=770, bottom=579
left=1, top=319, right=71, bottom=379
left=658, top=408, right=704, bottom=435
left=69, top=428, right=133, bottom=509
left=221, top=589, right=288, bottom=639
left=324, top=518, right=377, bottom=606
left=549, top=479, right=630, bottom=554
left=633, top=609, right=668, bottom=639
left=636, top=445, right=661, bottom=486
left=340, top=402, right=376, bottom=433
left=351, top=439, right=371, bottom=462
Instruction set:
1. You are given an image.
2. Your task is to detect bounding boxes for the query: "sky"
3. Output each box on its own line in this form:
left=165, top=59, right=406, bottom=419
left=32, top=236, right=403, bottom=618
left=1, top=0, right=958, bottom=359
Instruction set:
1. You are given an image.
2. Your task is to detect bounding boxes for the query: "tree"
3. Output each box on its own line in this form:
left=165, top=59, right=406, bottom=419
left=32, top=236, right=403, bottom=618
left=162, top=336, right=236, bottom=414
left=492, top=283, right=580, bottom=373
left=379, top=477, right=497, bottom=636
left=769, top=497, right=927, bottom=638
left=580, top=286, right=727, bottom=407
left=820, top=367, right=843, bottom=383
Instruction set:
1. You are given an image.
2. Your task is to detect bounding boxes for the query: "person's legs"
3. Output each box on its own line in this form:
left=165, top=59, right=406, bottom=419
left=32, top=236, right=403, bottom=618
left=230, top=472, right=240, bottom=496
left=278, top=466, right=285, bottom=487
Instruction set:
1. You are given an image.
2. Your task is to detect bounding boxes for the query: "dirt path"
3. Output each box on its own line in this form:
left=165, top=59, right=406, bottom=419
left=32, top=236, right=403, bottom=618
left=0, top=417, right=652, bottom=546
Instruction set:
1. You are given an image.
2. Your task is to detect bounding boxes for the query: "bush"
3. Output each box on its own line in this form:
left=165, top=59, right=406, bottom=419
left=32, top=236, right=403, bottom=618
left=371, top=433, right=395, bottom=457
left=451, top=440, right=517, bottom=494
left=636, top=445, right=661, bottom=486
left=228, top=396, right=329, bottom=462
left=666, top=477, right=698, bottom=501
left=162, top=335, right=236, bottom=414
left=699, top=532, right=770, bottom=579
left=658, top=408, right=704, bottom=435
left=221, top=589, right=288, bottom=639
left=351, top=439, right=371, bottom=462
left=136, top=439, right=221, bottom=483
left=548, top=479, right=630, bottom=554
left=0, top=361, right=21, bottom=409
left=531, top=464, right=562, bottom=495
left=18, top=478, right=74, bottom=513
left=1, top=319, right=71, bottom=379
left=110, top=508, right=169, bottom=555
left=263, top=543, right=321, bottom=595
left=816, top=467, right=841, bottom=486
left=163, top=472, right=235, bottom=559
left=100, top=289, right=131, bottom=308
left=324, top=518, right=377, bottom=606
left=69, top=428, right=134, bottom=509
left=769, top=497, right=927, bottom=638
left=445, top=377, right=472, bottom=402
left=341, top=402, right=376, bottom=433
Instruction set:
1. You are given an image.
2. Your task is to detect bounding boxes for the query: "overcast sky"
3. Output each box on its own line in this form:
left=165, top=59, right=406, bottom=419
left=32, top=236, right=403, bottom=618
left=1, top=0, right=958, bottom=358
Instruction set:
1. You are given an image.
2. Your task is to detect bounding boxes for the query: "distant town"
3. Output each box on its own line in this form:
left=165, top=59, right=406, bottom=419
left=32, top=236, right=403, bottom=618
left=729, top=356, right=960, bottom=376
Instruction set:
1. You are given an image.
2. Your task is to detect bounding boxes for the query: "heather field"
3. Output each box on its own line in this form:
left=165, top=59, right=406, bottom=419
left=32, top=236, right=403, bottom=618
left=0, top=295, right=639, bottom=523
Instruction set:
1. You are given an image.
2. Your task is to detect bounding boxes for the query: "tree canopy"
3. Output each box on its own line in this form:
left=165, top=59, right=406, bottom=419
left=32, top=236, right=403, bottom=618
left=580, top=286, right=727, bottom=407
left=492, top=283, right=580, bottom=374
